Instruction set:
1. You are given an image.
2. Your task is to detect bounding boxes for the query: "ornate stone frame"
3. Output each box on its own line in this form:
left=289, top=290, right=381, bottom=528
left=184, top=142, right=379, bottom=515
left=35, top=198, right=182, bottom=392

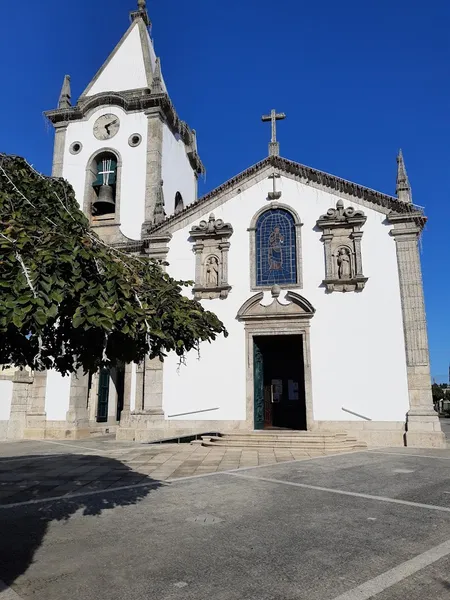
left=189, top=214, right=233, bottom=300
left=237, top=289, right=315, bottom=430
left=316, top=199, right=368, bottom=292
left=248, top=203, right=303, bottom=291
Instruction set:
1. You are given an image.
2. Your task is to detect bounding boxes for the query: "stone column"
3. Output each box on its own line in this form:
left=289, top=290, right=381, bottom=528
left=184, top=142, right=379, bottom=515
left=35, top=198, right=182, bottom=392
left=143, top=356, right=164, bottom=416
left=141, top=108, right=164, bottom=236
left=66, top=368, right=90, bottom=438
left=219, top=241, right=231, bottom=285
left=352, top=230, right=364, bottom=277
left=120, top=363, right=133, bottom=420
left=321, top=232, right=334, bottom=279
left=389, top=213, right=445, bottom=447
left=24, top=370, right=48, bottom=439
left=52, top=123, right=67, bottom=177
left=134, top=361, right=145, bottom=413
left=193, top=242, right=204, bottom=284
left=7, top=370, right=33, bottom=440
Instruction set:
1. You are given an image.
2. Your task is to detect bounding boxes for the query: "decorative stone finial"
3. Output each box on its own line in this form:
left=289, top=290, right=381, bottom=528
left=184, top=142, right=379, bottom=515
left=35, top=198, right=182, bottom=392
left=396, top=149, right=412, bottom=203
left=271, top=285, right=281, bottom=299
left=130, top=0, right=150, bottom=26
left=153, top=179, right=166, bottom=224
left=151, top=57, right=163, bottom=94
left=58, top=75, right=71, bottom=109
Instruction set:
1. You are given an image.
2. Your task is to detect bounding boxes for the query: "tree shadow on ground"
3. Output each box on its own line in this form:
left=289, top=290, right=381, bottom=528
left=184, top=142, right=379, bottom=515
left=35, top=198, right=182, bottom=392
left=0, top=453, right=162, bottom=586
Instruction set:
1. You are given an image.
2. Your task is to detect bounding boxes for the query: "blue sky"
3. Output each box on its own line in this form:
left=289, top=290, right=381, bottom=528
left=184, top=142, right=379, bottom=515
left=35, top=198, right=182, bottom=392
left=1, top=0, right=449, bottom=381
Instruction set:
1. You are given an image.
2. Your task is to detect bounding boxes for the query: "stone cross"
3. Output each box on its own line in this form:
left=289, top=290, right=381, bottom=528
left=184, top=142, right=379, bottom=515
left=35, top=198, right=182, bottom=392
left=261, top=109, right=286, bottom=156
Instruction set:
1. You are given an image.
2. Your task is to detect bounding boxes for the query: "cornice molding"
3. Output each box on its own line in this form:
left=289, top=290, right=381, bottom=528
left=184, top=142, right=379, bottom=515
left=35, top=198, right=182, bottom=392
left=146, top=155, right=426, bottom=236
left=45, top=90, right=205, bottom=175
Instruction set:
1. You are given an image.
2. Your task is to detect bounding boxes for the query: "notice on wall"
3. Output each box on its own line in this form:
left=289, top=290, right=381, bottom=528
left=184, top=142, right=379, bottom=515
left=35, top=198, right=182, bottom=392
left=288, top=379, right=299, bottom=401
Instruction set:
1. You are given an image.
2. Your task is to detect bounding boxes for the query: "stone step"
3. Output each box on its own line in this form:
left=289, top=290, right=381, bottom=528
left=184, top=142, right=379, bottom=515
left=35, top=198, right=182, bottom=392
left=198, top=436, right=365, bottom=450
left=209, top=433, right=355, bottom=443
left=193, top=431, right=367, bottom=450
left=200, top=440, right=364, bottom=450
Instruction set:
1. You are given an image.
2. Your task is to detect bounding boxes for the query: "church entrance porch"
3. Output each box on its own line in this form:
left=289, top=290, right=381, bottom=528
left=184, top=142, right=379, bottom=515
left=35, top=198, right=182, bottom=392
left=254, top=335, right=306, bottom=430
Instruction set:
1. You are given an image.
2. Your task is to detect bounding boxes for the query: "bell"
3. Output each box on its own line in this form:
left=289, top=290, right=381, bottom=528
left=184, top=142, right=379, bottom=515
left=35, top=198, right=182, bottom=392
left=93, top=185, right=115, bottom=216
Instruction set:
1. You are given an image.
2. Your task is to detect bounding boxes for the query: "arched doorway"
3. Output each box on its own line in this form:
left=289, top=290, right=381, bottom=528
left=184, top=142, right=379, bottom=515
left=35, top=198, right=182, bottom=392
left=237, top=289, right=315, bottom=431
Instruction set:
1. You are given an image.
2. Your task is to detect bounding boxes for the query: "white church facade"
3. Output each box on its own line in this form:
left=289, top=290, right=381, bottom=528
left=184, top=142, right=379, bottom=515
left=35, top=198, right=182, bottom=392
left=0, top=2, right=444, bottom=448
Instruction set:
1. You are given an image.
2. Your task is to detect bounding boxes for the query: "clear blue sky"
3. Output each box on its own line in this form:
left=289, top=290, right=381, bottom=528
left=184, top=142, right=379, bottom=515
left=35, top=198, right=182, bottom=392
left=1, top=0, right=449, bottom=381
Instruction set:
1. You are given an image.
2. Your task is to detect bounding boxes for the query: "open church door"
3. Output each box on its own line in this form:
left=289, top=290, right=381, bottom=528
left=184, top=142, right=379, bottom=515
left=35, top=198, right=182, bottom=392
left=253, top=340, right=265, bottom=429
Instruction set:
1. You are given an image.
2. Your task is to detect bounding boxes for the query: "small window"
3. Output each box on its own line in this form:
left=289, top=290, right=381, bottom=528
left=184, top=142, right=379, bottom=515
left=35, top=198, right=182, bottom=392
left=92, top=153, right=117, bottom=217
left=174, top=191, right=184, bottom=214
left=255, top=209, right=297, bottom=287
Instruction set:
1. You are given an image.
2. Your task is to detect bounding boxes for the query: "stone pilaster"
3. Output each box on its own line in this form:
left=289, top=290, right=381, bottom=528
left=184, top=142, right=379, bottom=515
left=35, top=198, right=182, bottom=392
left=134, top=361, right=145, bottom=413
left=141, top=108, right=164, bottom=236
left=88, top=372, right=99, bottom=422
left=24, top=370, right=48, bottom=439
left=120, top=363, right=133, bottom=419
left=7, top=370, right=33, bottom=440
left=52, top=123, right=67, bottom=177
left=143, top=356, right=164, bottom=415
left=389, top=212, right=445, bottom=447
left=66, top=368, right=90, bottom=438
left=145, top=232, right=172, bottom=262
left=132, top=356, right=164, bottom=417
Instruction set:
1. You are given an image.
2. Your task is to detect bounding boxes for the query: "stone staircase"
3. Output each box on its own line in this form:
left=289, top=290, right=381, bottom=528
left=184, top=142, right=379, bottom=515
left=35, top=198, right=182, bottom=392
left=193, top=431, right=367, bottom=451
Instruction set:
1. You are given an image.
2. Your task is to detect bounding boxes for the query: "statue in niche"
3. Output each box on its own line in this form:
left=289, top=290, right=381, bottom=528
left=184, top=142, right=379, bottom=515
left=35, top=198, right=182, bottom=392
left=205, top=256, right=219, bottom=287
left=268, top=226, right=284, bottom=271
left=337, top=247, right=352, bottom=279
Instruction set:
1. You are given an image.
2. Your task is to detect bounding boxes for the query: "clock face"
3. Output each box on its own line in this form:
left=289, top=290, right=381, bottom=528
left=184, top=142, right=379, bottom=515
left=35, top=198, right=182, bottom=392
left=93, top=114, right=120, bottom=140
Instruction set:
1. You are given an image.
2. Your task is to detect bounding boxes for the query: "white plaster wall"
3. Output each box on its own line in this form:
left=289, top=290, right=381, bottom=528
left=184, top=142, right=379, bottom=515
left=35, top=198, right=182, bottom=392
left=86, top=23, right=148, bottom=96
left=0, top=381, right=13, bottom=420
left=163, top=176, right=409, bottom=423
left=45, top=370, right=71, bottom=421
left=63, top=106, right=148, bottom=240
left=162, top=125, right=197, bottom=216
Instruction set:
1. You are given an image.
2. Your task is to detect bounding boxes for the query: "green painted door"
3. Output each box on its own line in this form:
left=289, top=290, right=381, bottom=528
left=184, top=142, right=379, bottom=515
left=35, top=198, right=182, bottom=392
left=253, top=340, right=264, bottom=430
left=97, top=368, right=110, bottom=423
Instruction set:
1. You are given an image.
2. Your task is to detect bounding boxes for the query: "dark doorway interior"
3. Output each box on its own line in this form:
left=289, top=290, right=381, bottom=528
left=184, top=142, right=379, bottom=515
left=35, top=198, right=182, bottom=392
left=96, top=367, right=126, bottom=424
left=253, top=335, right=306, bottom=430
left=96, top=367, right=110, bottom=423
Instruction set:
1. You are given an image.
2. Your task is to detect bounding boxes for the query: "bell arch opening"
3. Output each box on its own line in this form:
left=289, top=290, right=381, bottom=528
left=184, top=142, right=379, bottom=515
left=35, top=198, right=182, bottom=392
left=83, top=148, right=122, bottom=223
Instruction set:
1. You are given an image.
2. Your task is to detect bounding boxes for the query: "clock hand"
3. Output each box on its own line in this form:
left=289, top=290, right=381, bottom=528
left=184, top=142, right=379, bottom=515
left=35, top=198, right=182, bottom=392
left=104, top=120, right=117, bottom=135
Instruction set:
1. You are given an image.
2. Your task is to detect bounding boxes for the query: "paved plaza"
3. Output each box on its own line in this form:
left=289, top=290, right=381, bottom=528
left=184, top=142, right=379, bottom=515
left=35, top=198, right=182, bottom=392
left=1, top=435, right=450, bottom=599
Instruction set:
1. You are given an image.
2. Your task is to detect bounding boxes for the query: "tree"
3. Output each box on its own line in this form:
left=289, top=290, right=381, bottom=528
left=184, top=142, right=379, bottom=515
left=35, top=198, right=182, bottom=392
left=432, top=383, right=445, bottom=404
left=0, top=154, right=227, bottom=375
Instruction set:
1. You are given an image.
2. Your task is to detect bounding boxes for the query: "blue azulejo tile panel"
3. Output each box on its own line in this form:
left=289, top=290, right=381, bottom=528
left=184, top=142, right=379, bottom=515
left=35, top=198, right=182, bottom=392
left=256, top=209, right=297, bottom=286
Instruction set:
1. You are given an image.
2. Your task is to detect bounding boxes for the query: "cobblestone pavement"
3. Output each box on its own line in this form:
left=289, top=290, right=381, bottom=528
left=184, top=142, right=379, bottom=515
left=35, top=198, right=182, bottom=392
left=0, top=437, right=330, bottom=505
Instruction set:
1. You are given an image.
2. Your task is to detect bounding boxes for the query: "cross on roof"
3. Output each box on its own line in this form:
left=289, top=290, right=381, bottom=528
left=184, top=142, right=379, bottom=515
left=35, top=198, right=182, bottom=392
left=261, top=109, right=286, bottom=156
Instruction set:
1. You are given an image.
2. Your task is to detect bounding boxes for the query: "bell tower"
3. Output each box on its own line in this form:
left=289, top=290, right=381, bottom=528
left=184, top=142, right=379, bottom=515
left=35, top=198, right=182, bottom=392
left=45, top=1, right=204, bottom=245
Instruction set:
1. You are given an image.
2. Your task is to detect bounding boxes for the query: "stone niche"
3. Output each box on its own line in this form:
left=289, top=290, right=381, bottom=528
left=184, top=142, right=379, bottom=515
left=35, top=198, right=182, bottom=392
left=316, top=199, right=368, bottom=293
left=189, top=213, right=233, bottom=300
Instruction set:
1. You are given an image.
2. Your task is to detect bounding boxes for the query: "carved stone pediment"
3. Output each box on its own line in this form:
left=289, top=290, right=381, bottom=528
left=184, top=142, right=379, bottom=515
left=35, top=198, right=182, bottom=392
left=190, top=214, right=233, bottom=238
left=317, top=203, right=365, bottom=225
left=189, top=213, right=233, bottom=300
left=237, top=290, right=315, bottom=322
left=316, top=200, right=368, bottom=293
